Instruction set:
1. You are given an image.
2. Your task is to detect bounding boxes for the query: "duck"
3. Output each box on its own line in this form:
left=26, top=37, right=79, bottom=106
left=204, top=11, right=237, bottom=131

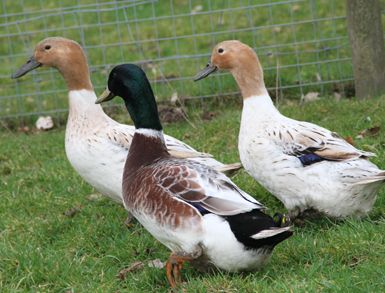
left=194, top=40, right=385, bottom=219
left=95, top=63, right=292, bottom=287
left=11, top=37, right=241, bottom=204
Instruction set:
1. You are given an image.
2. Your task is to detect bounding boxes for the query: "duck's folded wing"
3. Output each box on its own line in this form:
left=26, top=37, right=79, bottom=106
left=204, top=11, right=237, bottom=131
left=153, top=160, right=263, bottom=216
left=163, top=134, right=213, bottom=158
left=110, top=123, right=241, bottom=174
left=102, top=124, right=134, bottom=150
left=102, top=123, right=212, bottom=158
left=280, top=121, right=374, bottom=161
left=163, top=135, right=244, bottom=175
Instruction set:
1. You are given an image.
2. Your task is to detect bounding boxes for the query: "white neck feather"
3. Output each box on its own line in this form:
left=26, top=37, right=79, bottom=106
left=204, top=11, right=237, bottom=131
left=243, top=94, right=279, bottom=118
left=68, top=89, right=105, bottom=115
left=136, top=128, right=165, bottom=142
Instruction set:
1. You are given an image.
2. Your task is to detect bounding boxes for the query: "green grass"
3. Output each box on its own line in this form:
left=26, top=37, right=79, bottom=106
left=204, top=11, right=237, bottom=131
left=1, top=1, right=385, bottom=291
left=1, top=96, right=385, bottom=292
left=1, top=0, right=357, bottom=120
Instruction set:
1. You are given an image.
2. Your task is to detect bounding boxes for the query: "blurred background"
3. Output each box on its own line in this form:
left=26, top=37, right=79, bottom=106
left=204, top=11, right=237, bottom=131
left=0, top=0, right=383, bottom=124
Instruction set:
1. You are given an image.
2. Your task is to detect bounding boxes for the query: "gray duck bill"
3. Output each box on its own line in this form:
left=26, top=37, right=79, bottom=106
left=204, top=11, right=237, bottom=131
left=12, top=56, right=42, bottom=79
left=193, top=63, right=218, bottom=81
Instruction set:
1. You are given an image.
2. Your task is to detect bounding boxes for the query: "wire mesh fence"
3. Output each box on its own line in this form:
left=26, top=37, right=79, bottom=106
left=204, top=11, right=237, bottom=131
left=0, top=0, right=366, bottom=123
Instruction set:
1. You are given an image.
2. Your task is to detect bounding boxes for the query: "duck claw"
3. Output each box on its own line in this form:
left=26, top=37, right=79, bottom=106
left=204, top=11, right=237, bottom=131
left=124, top=214, right=135, bottom=228
left=165, top=253, right=193, bottom=288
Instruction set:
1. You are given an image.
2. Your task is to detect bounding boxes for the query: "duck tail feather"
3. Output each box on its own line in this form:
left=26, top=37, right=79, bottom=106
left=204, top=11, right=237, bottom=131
left=352, top=172, right=385, bottom=185
left=214, top=162, right=243, bottom=175
left=250, top=226, right=292, bottom=240
left=168, top=149, right=213, bottom=159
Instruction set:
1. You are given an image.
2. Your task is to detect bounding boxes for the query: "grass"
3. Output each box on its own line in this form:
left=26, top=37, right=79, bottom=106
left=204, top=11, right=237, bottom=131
left=1, top=0, right=385, bottom=291
left=0, top=0, right=354, bottom=121
left=1, top=96, right=385, bottom=292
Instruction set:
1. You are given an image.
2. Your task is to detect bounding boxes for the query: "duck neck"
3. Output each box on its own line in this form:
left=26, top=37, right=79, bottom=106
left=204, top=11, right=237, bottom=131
left=122, top=79, right=167, bottom=175
left=230, top=53, right=268, bottom=99
left=60, top=53, right=107, bottom=119
left=242, top=94, right=279, bottom=120
left=123, top=77, right=163, bottom=131
left=125, top=129, right=169, bottom=177
left=57, top=53, right=93, bottom=92
left=68, top=89, right=104, bottom=117
left=56, top=50, right=105, bottom=118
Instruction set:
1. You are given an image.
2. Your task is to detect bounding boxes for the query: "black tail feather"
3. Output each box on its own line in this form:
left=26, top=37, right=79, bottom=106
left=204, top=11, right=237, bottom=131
left=225, top=210, right=293, bottom=250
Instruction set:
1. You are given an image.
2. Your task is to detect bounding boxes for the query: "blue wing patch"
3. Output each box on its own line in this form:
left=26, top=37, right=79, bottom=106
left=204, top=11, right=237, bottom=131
left=298, top=153, right=324, bottom=166
left=190, top=202, right=210, bottom=215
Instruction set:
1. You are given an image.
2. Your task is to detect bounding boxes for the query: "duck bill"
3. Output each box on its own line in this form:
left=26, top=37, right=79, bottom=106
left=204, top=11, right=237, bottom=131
left=95, top=87, right=116, bottom=104
left=11, top=56, right=42, bottom=79
left=193, top=63, right=218, bottom=81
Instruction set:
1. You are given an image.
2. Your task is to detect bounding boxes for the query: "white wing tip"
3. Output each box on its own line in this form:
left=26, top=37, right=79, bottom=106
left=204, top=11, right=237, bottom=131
left=214, top=162, right=243, bottom=173
left=250, top=226, right=292, bottom=240
left=362, top=151, right=376, bottom=157
left=168, top=149, right=213, bottom=159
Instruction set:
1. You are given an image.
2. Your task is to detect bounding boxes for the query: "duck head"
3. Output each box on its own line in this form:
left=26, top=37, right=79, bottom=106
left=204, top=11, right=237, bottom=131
left=12, top=37, right=92, bottom=91
left=194, top=40, right=267, bottom=98
left=96, top=64, right=162, bottom=131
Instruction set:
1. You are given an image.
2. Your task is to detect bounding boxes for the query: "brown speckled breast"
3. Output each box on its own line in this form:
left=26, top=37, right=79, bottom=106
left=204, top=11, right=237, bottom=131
left=124, top=169, right=202, bottom=230
left=121, top=132, right=202, bottom=230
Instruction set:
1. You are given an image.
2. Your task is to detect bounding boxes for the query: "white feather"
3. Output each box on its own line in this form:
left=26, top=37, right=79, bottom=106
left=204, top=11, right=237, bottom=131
left=251, top=226, right=291, bottom=240
left=239, top=94, right=385, bottom=218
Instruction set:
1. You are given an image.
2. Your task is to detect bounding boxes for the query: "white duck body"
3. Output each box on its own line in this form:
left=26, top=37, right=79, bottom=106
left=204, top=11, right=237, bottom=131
left=195, top=40, right=385, bottom=219
left=65, top=89, right=126, bottom=201
left=65, top=89, right=231, bottom=203
left=239, top=94, right=384, bottom=218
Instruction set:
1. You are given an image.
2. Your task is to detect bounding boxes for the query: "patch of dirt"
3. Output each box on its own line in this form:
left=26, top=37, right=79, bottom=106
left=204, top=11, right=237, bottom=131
left=201, top=111, right=216, bottom=121
left=333, top=82, right=356, bottom=98
left=158, top=105, right=186, bottom=123
left=63, top=205, right=82, bottom=218
left=356, top=126, right=380, bottom=139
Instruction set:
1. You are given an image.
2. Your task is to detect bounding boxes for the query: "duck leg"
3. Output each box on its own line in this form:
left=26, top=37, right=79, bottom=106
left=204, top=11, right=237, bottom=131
left=124, top=213, right=135, bottom=228
left=165, top=253, right=193, bottom=288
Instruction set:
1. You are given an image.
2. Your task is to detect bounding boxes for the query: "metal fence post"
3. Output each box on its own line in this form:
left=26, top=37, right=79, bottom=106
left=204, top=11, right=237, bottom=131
left=346, top=0, right=385, bottom=99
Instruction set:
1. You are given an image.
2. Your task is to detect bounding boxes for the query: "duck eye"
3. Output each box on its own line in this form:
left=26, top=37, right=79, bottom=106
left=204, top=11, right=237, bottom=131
left=218, top=48, right=224, bottom=54
left=45, top=45, right=51, bottom=50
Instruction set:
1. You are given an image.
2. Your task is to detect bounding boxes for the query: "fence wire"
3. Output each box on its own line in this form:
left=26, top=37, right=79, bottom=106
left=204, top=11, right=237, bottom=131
left=0, top=0, right=368, bottom=121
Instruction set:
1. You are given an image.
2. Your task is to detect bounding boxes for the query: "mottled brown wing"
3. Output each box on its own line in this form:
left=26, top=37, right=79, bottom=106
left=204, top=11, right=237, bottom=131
left=152, top=160, right=261, bottom=216
left=125, top=167, right=202, bottom=230
left=154, top=163, right=208, bottom=201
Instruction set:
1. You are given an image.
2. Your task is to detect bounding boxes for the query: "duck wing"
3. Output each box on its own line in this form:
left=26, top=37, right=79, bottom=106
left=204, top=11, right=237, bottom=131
left=151, top=159, right=264, bottom=216
left=103, top=122, right=209, bottom=157
left=275, top=120, right=374, bottom=164
left=108, top=122, right=241, bottom=173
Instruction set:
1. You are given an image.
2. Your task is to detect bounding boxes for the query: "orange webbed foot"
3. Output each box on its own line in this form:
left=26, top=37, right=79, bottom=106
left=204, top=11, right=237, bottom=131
left=165, top=253, right=193, bottom=288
